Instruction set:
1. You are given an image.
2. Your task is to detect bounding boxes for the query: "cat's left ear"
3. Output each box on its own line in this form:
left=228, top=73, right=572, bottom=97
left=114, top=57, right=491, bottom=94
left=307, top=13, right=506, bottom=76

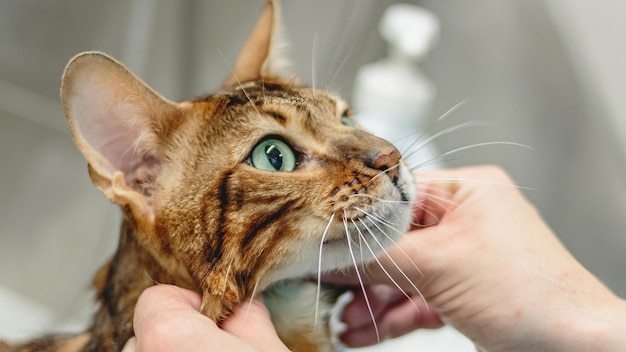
left=223, top=0, right=289, bottom=86
left=61, top=52, right=182, bottom=225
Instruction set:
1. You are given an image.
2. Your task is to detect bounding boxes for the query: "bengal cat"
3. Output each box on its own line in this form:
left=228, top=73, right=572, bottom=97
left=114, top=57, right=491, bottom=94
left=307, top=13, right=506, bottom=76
left=1, top=1, right=416, bottom=351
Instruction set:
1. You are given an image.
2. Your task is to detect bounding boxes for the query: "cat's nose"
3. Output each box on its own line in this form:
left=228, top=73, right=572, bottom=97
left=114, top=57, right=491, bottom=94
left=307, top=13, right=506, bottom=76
left=368, top=144, right=401, bottom=183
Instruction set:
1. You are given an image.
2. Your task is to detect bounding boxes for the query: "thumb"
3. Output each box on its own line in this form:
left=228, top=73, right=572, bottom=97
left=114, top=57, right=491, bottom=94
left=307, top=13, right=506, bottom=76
left=222, top=297, right=290, bottom=352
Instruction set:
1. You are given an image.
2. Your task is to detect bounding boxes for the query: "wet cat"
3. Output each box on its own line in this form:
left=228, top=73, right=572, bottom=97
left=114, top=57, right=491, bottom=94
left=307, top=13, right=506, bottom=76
left=1, top=1, right=416, bottom=351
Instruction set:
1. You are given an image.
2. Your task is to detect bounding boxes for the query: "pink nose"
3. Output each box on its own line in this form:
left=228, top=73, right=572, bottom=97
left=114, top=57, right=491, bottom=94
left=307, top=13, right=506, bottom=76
left=369, top=145, right=401, bottom=182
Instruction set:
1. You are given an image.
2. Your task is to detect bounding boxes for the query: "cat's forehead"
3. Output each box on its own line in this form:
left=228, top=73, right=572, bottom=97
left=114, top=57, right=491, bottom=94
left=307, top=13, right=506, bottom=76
left=212, top=79, right=347, bottom=115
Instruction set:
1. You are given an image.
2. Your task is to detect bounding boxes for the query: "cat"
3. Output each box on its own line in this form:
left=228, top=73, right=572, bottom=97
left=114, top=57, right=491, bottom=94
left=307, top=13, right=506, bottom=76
left=0, top=1, right=416, bottom=351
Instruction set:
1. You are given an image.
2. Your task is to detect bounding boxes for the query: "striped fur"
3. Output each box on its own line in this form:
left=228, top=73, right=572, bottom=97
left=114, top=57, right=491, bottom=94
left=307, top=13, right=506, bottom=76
left=2, top=1, right=416, bottom=351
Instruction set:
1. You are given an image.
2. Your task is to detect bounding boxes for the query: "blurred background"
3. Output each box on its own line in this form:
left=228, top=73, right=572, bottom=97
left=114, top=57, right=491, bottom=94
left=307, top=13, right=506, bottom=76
left=1, top=0, right=624, bottom=349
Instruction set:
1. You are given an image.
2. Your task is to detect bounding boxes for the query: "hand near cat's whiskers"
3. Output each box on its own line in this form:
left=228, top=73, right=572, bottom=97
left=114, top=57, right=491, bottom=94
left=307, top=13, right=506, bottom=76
left=322, top=166, right=626, bottom=351
left=339, top=285, right=441, bottom=345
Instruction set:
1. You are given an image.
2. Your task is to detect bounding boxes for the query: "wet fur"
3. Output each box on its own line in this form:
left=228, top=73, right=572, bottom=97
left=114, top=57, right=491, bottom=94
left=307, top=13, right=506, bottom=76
left=1, top=1, right=415, bottom=351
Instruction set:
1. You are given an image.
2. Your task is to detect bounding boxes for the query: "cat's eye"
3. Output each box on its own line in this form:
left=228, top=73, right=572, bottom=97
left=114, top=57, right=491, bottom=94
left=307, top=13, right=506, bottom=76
left=250, top=138, right=297, bottom=172
left=341, top=116, right=356, bottom=128
left=340, top=108, right=356, bottom=128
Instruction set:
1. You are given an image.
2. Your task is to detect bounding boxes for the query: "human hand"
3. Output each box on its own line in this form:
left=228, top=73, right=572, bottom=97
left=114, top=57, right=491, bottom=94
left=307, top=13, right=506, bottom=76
left=326, top=166, right=626, bottom=351
left=121, top=284, right=289, bottom=352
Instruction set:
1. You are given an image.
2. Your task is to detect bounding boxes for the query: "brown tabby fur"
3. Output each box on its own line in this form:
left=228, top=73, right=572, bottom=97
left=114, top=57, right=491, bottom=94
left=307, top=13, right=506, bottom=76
left=1, top=1, right=415, bottom=351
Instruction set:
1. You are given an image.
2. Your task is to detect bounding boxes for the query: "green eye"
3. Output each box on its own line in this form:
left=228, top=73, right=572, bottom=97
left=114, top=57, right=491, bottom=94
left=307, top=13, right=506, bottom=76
left=341, top=116, right=356, bottom=128
left=250, top=138, right=297, bottom=172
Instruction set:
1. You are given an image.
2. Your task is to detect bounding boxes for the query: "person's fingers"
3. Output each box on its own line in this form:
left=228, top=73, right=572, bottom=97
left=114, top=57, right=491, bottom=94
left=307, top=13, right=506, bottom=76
left=411, top=170, right=463, bottom=228
left=341, top=285, right=408, bottom=329
left=133, top=285, right=262, bottom=352
left=222, top=297, right=290, bottom=352
left=133, top=284, right=205, bottom=339
left=340, top=291, right=442, bottom=347
left=121, top=336, right=137, bottom=352
left=135, top=284, right=203, bottom=316
left=133, top=285, right=218, bottom=352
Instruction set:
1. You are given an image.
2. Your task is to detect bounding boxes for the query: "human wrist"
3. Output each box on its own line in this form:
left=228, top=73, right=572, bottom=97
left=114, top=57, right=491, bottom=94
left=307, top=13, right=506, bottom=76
left=468, top=261, right=626, bottom=352
left=474, top=296, right=626, bottom=352
left=503, top=289, right=626, bottom=352
left=550, top=295, right=626, bottom=352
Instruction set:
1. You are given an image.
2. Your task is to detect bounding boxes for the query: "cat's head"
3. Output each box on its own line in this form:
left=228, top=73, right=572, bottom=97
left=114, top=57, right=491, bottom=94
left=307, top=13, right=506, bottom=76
left=61, top=0, right=415, bottom=320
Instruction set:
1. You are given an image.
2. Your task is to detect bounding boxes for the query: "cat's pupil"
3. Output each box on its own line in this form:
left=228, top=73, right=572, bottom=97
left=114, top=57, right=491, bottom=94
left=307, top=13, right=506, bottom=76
left=249, top=138, right=296, bottom=172
left=265, top=144, right=283, bottom=170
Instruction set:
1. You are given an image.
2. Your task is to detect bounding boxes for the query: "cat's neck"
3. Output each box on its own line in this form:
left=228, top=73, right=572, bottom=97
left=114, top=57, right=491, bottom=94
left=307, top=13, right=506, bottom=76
left=82, top=199, right=267, bottom=351
left=85, top=210, right=193, bottom=351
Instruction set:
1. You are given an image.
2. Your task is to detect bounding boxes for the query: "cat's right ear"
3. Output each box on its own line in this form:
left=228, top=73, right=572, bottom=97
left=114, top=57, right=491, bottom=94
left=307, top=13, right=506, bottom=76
left=61, top=52, right=181, bottom=224
left=223, top=0, right=290, bottom=86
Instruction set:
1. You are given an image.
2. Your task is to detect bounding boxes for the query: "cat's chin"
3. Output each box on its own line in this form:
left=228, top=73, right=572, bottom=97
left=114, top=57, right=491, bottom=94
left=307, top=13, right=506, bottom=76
left=268, top=163, right=416, bottom=286
left=322, top=237, right=344, bottom=245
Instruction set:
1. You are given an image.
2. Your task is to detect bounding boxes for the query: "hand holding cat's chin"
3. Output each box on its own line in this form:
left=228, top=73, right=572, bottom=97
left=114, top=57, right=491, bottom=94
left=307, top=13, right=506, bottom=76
left=123, top=284, right=289, bottom=352
left=322, top=166, right=626, bottom=351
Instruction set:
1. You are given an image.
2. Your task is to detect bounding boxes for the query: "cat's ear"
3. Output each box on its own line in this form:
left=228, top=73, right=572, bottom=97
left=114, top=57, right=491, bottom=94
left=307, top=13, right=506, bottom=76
left=223, top=0, right=289, bottom=86
left=61, top=52, right=181, bottom=223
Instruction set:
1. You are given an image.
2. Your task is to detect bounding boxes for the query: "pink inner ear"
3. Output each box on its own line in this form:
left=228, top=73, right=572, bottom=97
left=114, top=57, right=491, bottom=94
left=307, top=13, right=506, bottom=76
left=69, top=71, right=157, bottom=186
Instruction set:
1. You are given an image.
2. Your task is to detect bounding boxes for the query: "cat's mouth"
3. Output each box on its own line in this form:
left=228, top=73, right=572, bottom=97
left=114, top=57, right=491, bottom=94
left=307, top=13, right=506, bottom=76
left=339, top=212, right=368, bottom=222
left=400, top=189, right=409, bottom=203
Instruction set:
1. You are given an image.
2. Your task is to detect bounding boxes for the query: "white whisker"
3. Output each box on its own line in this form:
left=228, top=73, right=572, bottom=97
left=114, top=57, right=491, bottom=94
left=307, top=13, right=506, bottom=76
left=438, top=141, right=534, bottom=159
left=315, top=212, right=335, bottom=327
left=409, top=154, right=453, bottom=171
left=354, top=218, right=425, bottom=312
left=354, top=207, right=404, bottom=236
left=358, top=217, right=426, bottom=305
left=436, top=99, right=470, bottom=122
left=348, top=193, right=412, bottom=205
left=214, top=46, right=264, bottom=118
left=344, top=211, right=379, bottom=342
left=261, top=75, right=266, bottom=100
left=355, top=207, right=423, bottom=278
left=368, top=163, right=401, bottom=183
left=414, top=176, right=534, bottom=191
left=348, top=185, right=455, bottom=226
left=411, top=202, right=444, bottom=227
left=402, top=120, right=492, bottom=161
left=416, top=190, right=461, bottom=211
left=220, top=261, right=233, bottom=301
left=397, top=99, right=469, bottom=161
left=243, top=276, right=261, bottom=321
left=325, top=47, right=354, bottom=90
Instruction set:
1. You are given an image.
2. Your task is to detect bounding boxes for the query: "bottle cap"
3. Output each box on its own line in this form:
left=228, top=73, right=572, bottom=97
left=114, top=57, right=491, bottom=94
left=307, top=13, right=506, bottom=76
left=379, top=4, right=440, bottom=61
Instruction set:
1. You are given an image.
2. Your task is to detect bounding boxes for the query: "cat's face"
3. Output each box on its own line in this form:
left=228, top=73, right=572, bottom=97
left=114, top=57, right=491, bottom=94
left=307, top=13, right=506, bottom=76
left=60, top=0, right=415, bottom=319
left=152, top=79, right=416, bottom=288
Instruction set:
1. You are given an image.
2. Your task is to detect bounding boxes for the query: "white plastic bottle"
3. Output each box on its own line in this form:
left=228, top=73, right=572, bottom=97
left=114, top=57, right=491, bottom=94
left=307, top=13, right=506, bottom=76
left=352, top=3, right=441, bottom=169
